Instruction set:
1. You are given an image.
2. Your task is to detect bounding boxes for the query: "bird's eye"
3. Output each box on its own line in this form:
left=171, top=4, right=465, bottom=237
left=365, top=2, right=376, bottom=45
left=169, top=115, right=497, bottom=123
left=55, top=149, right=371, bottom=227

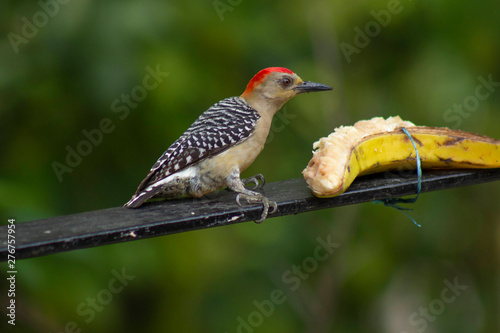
left=281, top=77, right=292, bottom=88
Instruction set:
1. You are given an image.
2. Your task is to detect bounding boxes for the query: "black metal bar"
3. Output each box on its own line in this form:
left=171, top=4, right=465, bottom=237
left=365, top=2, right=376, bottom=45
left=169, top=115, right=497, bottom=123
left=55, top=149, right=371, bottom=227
left=1, top=169, right=500, bottom=261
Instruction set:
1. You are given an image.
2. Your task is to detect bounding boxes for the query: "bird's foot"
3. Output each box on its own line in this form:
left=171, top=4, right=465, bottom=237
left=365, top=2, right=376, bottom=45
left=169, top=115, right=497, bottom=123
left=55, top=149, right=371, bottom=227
left=236, top=191, right=277, bottom=223
left=242, top=174, right=266, bottom=190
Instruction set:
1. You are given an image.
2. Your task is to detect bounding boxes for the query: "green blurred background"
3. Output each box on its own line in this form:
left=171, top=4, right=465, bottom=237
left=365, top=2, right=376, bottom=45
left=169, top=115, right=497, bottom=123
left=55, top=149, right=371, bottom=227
left=1, top=0, right=499, bottom=332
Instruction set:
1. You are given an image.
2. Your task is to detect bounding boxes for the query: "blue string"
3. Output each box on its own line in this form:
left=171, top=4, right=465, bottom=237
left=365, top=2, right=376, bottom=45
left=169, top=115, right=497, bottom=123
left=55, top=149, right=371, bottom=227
left=373, top=127, right=422, bottom=227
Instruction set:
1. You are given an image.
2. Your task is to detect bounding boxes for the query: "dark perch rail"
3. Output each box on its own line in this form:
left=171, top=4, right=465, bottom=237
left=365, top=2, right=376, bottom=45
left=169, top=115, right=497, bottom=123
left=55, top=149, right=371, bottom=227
left=2, top=169, right=500, bottom=261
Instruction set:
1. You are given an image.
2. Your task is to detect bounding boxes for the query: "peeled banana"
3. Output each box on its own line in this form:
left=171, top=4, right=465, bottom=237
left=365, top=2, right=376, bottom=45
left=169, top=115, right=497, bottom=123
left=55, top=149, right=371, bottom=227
left=302, top=116, right=500, bottom=198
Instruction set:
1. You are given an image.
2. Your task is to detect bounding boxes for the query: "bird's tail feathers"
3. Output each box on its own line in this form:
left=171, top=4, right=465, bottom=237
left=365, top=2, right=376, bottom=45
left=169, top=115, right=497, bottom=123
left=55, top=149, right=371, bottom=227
left=124, top=186, right=161, bottom=208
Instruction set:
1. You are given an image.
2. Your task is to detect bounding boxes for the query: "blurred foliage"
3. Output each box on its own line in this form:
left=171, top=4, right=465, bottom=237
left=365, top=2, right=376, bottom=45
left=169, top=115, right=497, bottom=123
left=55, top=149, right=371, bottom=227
left=1, top=0, right=500, bottom=332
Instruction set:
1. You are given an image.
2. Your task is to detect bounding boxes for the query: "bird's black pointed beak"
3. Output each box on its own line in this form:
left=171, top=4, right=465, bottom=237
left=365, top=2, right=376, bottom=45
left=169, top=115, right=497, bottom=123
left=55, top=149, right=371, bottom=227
left=294, top=81, right=333, bottom=94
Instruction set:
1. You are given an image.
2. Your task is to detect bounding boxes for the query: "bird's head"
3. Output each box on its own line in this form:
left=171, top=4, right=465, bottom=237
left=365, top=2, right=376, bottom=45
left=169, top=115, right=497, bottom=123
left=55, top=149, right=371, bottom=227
left=241, top=67, right=332, bottom=113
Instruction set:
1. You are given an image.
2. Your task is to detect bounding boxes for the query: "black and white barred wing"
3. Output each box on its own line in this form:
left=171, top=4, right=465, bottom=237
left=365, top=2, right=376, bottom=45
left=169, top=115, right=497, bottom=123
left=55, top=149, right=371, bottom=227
left=126, top=97, right=260, bottom=206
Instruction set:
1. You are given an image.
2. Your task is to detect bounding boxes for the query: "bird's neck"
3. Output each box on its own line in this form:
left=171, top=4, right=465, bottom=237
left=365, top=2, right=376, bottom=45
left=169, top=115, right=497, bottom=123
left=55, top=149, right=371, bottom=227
left=241, top=94, right=287, bottom=120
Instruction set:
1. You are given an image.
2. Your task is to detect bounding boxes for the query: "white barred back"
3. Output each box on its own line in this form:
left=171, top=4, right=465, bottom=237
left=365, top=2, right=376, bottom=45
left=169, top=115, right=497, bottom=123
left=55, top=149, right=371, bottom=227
left=135, top=96, right=260, bottom=192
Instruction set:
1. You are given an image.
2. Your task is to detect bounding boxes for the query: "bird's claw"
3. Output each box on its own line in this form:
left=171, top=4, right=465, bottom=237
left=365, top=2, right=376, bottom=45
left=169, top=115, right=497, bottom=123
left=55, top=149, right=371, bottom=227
left=242, top=174, right=266, bottom=190
left=235, top=192, right=277, bottom=223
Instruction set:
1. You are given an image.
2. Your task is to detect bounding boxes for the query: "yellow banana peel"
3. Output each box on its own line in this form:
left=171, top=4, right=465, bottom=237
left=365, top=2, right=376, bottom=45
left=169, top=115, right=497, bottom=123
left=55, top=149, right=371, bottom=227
left=302, top=116, right=500, bottom=198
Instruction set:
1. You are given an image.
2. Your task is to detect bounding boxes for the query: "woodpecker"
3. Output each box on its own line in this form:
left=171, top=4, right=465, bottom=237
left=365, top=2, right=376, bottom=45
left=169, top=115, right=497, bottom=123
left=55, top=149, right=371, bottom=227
left=124, top=67, right=332, bottom=222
